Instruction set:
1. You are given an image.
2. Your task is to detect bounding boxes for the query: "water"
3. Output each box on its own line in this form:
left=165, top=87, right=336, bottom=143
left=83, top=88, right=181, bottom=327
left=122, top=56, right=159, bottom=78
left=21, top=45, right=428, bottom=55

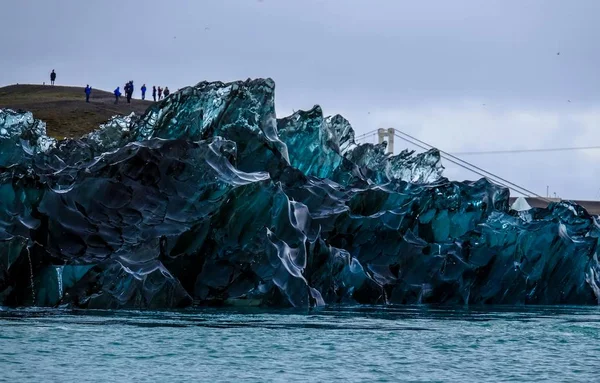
left=1, top=306, right=599, bottom=382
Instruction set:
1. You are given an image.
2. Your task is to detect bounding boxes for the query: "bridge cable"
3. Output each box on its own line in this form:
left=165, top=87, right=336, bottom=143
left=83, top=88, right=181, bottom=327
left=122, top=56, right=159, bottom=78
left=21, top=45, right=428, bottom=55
left=453, top=145, right=600, bottom=155
left=392, top=130, right=549, bottom=201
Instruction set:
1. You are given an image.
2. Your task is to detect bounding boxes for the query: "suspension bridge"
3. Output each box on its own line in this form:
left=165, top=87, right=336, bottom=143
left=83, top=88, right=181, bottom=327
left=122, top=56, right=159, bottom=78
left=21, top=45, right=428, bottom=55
left=354, top=128, right=600, bottom=215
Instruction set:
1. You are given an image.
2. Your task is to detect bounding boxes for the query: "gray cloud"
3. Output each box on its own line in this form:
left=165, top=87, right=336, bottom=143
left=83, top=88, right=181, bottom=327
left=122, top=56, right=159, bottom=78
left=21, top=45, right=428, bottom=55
left=1, top=0, right=599, bottom=198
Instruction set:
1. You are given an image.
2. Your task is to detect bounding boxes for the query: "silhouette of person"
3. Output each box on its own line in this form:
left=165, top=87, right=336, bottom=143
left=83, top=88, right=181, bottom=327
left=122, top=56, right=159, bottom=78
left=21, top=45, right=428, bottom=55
left=163, top=87, right=170, bottom=98
left=85, top=85, right=92, bottom=103
left=50, top=70, right=56, bottom=85
left=129, top=81, right=134, bottom=103
left=152, top=86, right=157, bottom=102
left=114, top=87, right=122, bottom=104
left=125, top=81, right=134, bottom=103
left=141, top=84, right=147, bottom=100
left=158, top=86, right=163, bottom=100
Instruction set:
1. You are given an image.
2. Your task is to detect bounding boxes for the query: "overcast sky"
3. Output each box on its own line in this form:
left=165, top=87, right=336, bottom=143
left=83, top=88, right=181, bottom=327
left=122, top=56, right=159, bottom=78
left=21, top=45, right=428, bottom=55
left=1, top=0, right=599, bottom=199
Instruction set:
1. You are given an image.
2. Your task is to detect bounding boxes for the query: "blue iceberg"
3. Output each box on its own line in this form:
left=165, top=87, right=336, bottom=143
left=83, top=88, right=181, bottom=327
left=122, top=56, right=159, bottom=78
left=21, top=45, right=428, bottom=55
left=1, top=78, right=599, bottom=309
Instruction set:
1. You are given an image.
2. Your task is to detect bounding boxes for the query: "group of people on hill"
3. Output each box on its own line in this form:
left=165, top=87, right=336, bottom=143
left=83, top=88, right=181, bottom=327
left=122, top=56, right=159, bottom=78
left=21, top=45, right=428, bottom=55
left=86, top=83, right=162, bottom=104
left=111, top=81, right=139, bottom=103
left=113, top=82, right=170, bottom=104
left=48, top=69, right=172, bottom=105
left=152, top=86, right=170, bottom=101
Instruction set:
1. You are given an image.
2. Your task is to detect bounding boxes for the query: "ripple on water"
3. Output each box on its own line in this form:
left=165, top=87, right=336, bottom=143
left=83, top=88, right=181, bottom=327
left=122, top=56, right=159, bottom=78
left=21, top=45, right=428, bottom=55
left=0, top=305, right=599, bottom=382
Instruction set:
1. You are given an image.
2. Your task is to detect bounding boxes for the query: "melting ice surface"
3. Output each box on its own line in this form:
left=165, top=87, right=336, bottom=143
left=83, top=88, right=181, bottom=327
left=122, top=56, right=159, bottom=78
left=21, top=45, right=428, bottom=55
left=1, top=78, right=599, bottom=309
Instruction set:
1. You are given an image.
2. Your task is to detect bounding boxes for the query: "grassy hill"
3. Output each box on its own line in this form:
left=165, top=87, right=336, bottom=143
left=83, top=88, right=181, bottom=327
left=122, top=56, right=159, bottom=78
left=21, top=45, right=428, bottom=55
left=0, top=84, right=154, bottom=138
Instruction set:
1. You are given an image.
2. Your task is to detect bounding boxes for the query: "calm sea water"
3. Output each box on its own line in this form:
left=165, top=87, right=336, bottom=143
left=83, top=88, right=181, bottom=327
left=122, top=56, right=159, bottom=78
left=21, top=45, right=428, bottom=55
left=1, top=305, right=598, bottom=382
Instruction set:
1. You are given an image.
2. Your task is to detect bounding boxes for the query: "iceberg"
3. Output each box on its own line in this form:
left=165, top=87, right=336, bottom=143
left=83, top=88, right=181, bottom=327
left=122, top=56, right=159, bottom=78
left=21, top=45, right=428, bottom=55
left=0, top=78, right=599, bottom=309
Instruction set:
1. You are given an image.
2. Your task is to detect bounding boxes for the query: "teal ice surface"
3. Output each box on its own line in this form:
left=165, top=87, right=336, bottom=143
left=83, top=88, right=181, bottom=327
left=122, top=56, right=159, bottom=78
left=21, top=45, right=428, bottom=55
left=1, top=80, right=600, bottom=309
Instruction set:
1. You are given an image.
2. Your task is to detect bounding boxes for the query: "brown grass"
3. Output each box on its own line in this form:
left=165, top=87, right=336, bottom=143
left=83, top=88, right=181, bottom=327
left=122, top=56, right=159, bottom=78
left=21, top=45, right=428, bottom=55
left=0, top=84, right=154, bottom=138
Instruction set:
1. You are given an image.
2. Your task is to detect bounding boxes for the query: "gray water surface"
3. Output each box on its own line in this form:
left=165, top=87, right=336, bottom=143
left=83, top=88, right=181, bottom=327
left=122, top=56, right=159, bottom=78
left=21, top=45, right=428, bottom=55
left=1, top=306, right=599, bottom=382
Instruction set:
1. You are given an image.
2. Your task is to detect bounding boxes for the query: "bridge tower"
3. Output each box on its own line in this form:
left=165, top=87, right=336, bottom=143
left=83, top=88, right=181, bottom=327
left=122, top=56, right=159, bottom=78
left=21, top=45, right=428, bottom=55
left=377, top=128, right=395, bottom=154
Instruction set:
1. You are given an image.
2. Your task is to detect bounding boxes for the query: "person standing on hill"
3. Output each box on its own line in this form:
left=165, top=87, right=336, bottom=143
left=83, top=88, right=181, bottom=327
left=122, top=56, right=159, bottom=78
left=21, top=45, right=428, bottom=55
left=50, top=70, right=56, bottom=85
left=163, top=87, right=170, bottom=98
left=114, top=87, right=122, bottom=104
left=84, top=85, right=92, bottom=103
left=158, top=86, right=163, bottom=100
left=126, top=81, right=134, bottom=103
left=152, top=86, right=157, bottom=102
left=141, top=84, right=147, bottom=100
